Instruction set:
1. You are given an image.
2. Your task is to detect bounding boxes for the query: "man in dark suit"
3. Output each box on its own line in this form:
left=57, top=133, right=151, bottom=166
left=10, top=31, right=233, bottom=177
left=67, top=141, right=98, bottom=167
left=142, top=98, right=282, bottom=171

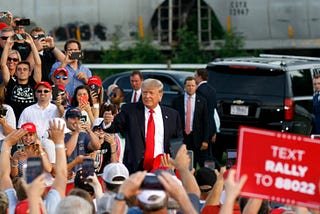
left=194, top=69, right=222, bottom=159
left=172, top=76, right=209, bottom=167
left=102, top=78, right=182, bottom=173
left=124, top=70, right=143, bottom=103
left=313, top=75, right=320, bottom=134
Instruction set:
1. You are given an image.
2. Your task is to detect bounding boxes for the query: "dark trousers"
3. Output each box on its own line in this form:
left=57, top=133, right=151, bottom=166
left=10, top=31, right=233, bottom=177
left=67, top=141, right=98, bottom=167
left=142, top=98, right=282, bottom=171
left=183, top=132, right=209, bottom=168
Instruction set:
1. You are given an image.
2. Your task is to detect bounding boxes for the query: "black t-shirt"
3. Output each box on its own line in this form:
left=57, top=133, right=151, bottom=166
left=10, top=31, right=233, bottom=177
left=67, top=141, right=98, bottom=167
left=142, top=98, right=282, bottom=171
left=94, top=141, right=112, bottom=174
left=5, top=76, right=37, bottom=122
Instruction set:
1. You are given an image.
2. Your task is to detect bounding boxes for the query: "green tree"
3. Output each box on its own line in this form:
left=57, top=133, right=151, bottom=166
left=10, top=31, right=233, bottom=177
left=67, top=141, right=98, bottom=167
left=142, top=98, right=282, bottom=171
left=172, top=27, right=211, bottom=63
left=214, top=30, right=248, bottom=57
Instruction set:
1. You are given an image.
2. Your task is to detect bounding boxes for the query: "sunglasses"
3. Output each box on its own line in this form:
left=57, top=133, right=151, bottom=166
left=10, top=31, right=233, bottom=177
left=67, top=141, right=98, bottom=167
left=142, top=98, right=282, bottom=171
left=55, top=75, right=68, bottom=80
left=109, top=92, right=116, bottom=97
left=36, top=89, right=50, bottom=94
left=7, top=57, right=19, bottom=62
left=93, top=126, right=103, bottom=132
left=32, top=34, right=45, bottom=40
left=0, top=36, right=8, bottom=40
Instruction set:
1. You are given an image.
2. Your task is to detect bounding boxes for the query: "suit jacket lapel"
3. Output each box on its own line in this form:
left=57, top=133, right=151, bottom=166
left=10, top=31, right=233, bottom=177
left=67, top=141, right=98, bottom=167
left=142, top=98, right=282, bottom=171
left=137, top=103, right=146, bottom=140
left=160, top=106, right=170, bottom=152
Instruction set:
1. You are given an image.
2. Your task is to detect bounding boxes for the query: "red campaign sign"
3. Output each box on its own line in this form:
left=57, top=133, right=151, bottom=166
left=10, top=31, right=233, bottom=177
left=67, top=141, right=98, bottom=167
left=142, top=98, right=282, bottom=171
left=236, top=126, right=320, bottom=209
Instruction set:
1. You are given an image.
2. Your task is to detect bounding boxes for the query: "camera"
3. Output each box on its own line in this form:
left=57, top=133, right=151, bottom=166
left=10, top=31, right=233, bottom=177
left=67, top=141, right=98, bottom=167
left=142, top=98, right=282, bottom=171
left=25, top=157, right=43, bottom=183
left=226, top=149, right=237, bottom=169
left=17, top=143, right=25, bottom=152
left=51, top=85, right=61, bottom=100
left=89, top=84, right=99, bottom=94
left=80, top=115, right=87, bottom=123
left=141, top=174, right=164, bottom=190
left=0, top=108, right=7, bottom=117
left=14, top=33, right=26, bottom=41
left=69, top=51, right=83, bottom=60
left=15, top=18, right=30, bottom=26
left=82, top=157, right=94, bottom=181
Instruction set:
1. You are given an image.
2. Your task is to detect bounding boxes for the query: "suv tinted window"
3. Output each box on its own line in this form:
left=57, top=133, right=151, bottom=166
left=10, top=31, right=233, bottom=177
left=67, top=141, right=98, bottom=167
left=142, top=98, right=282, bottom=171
left=149, top=75, right=179, bottom=94
left=116, top=76, right=131, bottom=92
left=290, top=69, right=313, bottom=96
left=209, top=66, right=285, bottom=96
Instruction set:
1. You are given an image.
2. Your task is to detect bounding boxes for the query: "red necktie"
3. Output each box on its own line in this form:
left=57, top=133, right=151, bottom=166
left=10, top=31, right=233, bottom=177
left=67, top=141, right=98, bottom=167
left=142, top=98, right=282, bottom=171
left=144, top=109, right=155, bottom=171
left=185, top=96, right=191, bottom=134
left=133, top=91, right=137, bottom=103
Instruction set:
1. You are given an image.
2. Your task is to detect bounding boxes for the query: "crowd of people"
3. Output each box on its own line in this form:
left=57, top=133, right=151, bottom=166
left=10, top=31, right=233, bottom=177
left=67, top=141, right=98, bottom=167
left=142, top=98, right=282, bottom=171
left=0, top=11, right=317, bottom=214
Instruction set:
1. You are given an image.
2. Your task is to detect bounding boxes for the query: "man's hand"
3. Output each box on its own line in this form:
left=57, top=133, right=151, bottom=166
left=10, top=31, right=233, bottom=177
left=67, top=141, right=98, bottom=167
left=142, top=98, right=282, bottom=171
left=200, top=142, right=208, bottom=151
left=160, top=153, right=175, bottom=171
left=224, top=169, right=247, bottom=203
left=118, top=171, right=147, bottom=199
left=76, top=72, right=88, bottom=83
left=211, top=134, right=217, bottom=143
left=46, top=36, right=55, bottom=49
left=104, top=133, right=115, bottom=144
left=81, top=121, right=91, bottom=133
left=103, top=111, right=114, bottom=125
left=22, top=173, right=46, bottom=199
left=48, top=119, right=66, bottom=144
left=157, top=171, right=186, bottom=201
left=3, top=129, right=27, bottom=148
left=170, top=144, right=190, bottom=172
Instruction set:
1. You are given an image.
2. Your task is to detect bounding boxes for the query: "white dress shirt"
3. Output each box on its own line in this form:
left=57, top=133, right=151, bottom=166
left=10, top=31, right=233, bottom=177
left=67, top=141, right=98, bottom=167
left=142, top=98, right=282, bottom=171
left=131, top=89, right=142, bottom=103
left=184, top=93, right=196, bottom=132
left=144, top=105, right=164, bottom=157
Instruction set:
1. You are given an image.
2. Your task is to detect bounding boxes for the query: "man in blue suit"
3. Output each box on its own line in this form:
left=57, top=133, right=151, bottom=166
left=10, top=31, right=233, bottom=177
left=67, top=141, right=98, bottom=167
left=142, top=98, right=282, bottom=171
left=102, top=78, right=182, bottom=173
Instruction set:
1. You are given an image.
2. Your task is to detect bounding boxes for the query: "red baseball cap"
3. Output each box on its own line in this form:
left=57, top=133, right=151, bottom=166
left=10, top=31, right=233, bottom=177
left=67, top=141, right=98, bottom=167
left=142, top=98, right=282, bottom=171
left=0, top=22, right=8, bottom=31
left=88, top=76, right=102, bottom=87
left=21, top=122, right=37, bottom=133
left=35, top=81, right=52, bottom=90
left=53, top=67, right=68, bottom=77
left=15, top=199, right=44, bottom=214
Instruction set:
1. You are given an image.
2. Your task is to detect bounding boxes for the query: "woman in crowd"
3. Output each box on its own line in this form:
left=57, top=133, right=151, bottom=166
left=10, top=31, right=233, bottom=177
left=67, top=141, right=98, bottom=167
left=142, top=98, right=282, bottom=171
left=10, top=122, right=52, bottom=178
left=0, top=48, right=21, bottom=78
left=87, top=75, right=104, bottom=120
left=71, top=85, right=95, bottom=125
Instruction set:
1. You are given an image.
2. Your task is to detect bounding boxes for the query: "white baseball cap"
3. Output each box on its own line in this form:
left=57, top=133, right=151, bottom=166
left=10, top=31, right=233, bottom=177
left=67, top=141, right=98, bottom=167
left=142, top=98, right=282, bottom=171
left=102, top=163, right=129, bottom=185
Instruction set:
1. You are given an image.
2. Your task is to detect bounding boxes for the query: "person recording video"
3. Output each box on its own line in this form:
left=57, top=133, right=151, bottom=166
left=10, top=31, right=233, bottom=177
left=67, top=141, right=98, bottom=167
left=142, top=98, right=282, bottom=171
left=49, top=39, right=92, bottom=98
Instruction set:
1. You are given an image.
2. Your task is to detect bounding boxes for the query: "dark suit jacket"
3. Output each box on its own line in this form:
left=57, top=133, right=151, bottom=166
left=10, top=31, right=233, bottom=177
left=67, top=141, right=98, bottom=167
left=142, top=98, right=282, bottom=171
left=104, top=102, right=182, bottom=173
left=196, top=82, right=217, bottom=137
left=172, top=94, right=209, bottom=148
left=124, top=90, right=142, bottom=104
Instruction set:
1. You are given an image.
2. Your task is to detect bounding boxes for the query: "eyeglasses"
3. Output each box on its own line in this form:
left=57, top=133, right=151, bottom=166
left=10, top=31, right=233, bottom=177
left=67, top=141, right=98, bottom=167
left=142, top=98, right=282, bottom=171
left=0, top=36, right=8, bottom=40
left=36, top=89, right=50, bottom=94
left=55, top=75, right=68, bottom=80
left=7, top=57, right=19, bottom=62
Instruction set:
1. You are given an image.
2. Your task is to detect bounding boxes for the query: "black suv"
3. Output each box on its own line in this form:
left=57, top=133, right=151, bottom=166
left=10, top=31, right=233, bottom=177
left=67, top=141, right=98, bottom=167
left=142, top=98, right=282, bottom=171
left=207, top=54, right=319, bottom=148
